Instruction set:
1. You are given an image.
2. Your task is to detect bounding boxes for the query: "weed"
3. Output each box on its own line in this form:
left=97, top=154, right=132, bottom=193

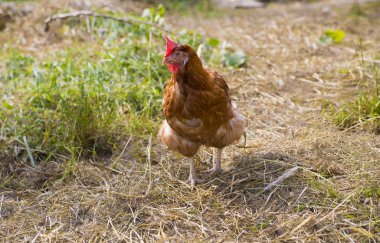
left=349, top=3, right=367, bottom=17
left=360, top=187, right=380, bottom=198
left=145, top=0, right=213, bottom=12
left=250, top=221, right=271, bottom=232
left=320, top=29, right=346, bottom=44
left=332, top=91, right=380, bottom=131
left=326, top=185, right=342, bottom=199
left=293, top=203, right=307, bottom=213
left=324, top=49, right=380, bottom=132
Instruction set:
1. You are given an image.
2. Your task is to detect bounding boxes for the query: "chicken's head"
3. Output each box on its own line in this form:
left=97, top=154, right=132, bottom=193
left=162, top=35, right=189, bottom=73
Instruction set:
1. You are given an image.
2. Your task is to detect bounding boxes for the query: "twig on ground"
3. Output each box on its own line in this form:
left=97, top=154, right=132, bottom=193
left=363, top=58, right=380, bottom=65
left=110, top=135, right=133, bottom=170
left=291, top=186, right=308, bottom=206
left=291, top=215, right=314, bottom=233
left=146, top=135, right=153, bottom=194
left=263, top=166, right=299, bottom=192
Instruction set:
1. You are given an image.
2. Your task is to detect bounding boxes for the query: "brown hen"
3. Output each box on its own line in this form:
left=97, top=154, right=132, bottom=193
left=158, top=36, right=245, bottom=186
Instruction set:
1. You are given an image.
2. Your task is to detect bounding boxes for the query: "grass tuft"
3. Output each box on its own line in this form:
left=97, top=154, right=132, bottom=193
left=324, top=59, right=380, bottom=132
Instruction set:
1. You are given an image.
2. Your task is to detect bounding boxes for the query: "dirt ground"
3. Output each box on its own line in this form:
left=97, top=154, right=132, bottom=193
left=1, top=0, right=380, bottom=241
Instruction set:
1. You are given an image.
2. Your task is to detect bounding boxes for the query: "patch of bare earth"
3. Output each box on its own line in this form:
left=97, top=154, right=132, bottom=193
left=1, top=0, right=380, bottom=241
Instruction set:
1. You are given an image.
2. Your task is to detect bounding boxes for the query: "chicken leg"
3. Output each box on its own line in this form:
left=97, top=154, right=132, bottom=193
left=208, top=148, right=223, bottom=175
left=187, top=157, right=202, bottom=186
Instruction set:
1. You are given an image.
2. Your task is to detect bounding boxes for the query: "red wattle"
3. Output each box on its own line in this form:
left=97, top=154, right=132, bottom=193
left=168, top=63, right=180, bottom=73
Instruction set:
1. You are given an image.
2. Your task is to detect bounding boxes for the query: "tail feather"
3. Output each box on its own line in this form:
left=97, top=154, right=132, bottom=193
left=206, top=109, right=245, bottom=148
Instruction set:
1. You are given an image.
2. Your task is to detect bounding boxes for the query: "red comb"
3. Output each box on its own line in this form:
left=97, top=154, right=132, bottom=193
left=164, top=35, right=178, bottom=57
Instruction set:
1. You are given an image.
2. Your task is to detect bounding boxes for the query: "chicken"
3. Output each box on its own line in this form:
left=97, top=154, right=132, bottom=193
left=158, top=35, right=245, bottom=186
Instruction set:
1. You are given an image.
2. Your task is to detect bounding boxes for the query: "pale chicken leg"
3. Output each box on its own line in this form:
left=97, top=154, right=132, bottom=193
left=187, top=157, right=203, bottom=186
left=208, top=148, right=223, bottom=175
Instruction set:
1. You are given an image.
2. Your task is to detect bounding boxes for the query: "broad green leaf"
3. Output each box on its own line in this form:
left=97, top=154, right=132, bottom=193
left=320, top=29, right=346, bottom=44
left=207, top=38, right=220, bottom=48
left=2, top=101, right=13, bottom=109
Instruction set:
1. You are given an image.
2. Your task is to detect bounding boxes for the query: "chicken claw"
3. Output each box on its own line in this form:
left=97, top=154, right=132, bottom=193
left=185, top=177, right=204, bottom=187
left=206, top=167, right=223, bottom=176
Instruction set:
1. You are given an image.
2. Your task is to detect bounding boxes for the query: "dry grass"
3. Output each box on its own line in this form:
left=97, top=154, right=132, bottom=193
left=1, top=0, right=380, bottom=241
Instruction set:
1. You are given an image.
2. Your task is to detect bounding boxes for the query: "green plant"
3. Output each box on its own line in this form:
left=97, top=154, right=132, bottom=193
left=349, top=3, right=367, bottom=17
left=333, top=91, right=380, bottom=131
left=324, top=45, right=380, bottom=132
left=320, top=29, right=346, bottom=44
left=144, top=0, right=213, bottom=12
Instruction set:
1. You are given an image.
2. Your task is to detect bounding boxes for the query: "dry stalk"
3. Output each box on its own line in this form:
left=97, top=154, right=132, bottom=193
left=317, top=189, right=359, bottom=223
left=263, top=166, right=299, bottom=192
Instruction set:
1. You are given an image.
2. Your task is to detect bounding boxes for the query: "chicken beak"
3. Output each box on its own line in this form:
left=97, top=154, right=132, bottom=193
left=162, top=57, right=168, bottom=65
left=162, top=56, right=173, bottom=65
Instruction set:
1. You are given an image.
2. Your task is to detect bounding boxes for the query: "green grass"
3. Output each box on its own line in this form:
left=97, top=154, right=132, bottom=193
left=143, top=0, right=213, bottom=12
left=324, top=64, right=380, bottom=133
left=0, top=5, right=222, bottom=166
left=333, top=91, right=380, bottom=131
